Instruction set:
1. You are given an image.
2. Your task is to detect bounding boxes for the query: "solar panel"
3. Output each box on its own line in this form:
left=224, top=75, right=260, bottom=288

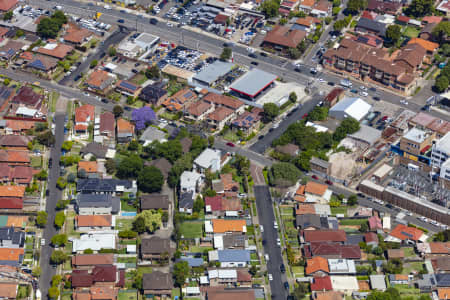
left=357, top=36, right=369, bottom=43
left=401, top=231, right=413, bottom=238
left=120, top=81, right=138, bottom=91
left=29, top=60, right=45, bottom=70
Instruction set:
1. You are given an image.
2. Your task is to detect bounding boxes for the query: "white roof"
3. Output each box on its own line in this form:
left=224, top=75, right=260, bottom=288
left=370, top=275, right=387, bottom=291
left=330, top=97, right=372, bottom=121
left=218, top=269, right=237, bottom=279
left=306, top=121, right=329, bottom=133
left=185, top=287, right=200, bottom=294
left=403, top=127, right=429, bottom=143
left=16, top=107, right=37, bottom=117
left=106, top=149, right=116, bottom=159
left=180, top=171, right=203, bottom=191
left=373, top=164, right=393, bottom=179
left=205, top=220, right=213, bottom=233
left=330, top=276, right=359, bottom=291
left=72, top=233, right=116, bottom=252
left=359, top=179, right=384, bottom=192
left=213, top=235, right=223, bottom=249
left=104, top=63, right=117, bottom=70
left=328, top=259, right=356, bottom=274
left=208, top=250, right=219, bottom=261
left=314, top=204, right=331, bottom=216
left=200, top=276, right=209, bottom=284
left=383, top=216, right=391, bottom=230
left=127, top=245, right=137, bottom=253
left=208, top=269, right=218, bottom=279
left=434, top=132, right=450, bottom=155
left=194, top=148, right=221, bottom=169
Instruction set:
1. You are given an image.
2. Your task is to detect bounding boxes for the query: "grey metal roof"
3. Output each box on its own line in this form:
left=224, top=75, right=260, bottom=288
left=356, top=18, right=386, bottom=36
left=348, top=125, right=381, bottom=146
left=230, top=68, right=277, bottom=97
left=77, top=178, right=132, bottom=193
left=0, top=227, right=25, bottom=247
left=76, top=194, right=119, bottom=213
left=310, top=157, right=330, bottom=169
left=179, top=191, right=194, bottom=209
left=218, top=249, right=250, bottom=262
left=370, top=275, right=387, bottom=290
left=193, top=60, right=235, bottom=85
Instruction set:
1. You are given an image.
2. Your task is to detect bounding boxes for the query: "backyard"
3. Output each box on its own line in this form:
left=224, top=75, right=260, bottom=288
left=403, top=26, right=420, bottom=38
left=180, top=221, right=203, bottom=239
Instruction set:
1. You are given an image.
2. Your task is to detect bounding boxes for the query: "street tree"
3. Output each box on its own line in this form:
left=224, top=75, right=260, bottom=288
left=347, top=194, right=358, bottom=206
left=145, top=65, right=160, bottom=79
left=220, top=47, right=232, bottom=61
left=3, top=11, right=13, bottom=21
left=289, top=92, right=297, bottom=103
left=108, top=47, right=117, bottom=56
left=36, top=131, right=55, bottom=146
left=51, top=234, right=68, bottom=247
left=50, top=250, right=68, bottom=264
left=434, top=75, right=449, bottom=93
left=36, top=211, right=48, bottom=227
left=113, top=105, right=124, bottom=118
left=262, top=103, right=280, bottom=123
left=54, top=211, right=66, bottom=228
left=48, top=287, right=59, bottom=299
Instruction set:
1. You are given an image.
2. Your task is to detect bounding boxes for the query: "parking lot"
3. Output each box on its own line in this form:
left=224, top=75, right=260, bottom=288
left=156, top=46, right=206, bottom=72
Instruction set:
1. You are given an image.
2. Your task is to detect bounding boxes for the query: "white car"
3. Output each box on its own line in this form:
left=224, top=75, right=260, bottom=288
left=265, top=254, right=269, bottom=261
left=104, top=5, right=111, bottom=9
left=260, top=225, right=264, bottom=233
left=360, top=91, right=368, bottom=97
left=360, top=86, right=367, bottom=91
left=277, top=238, right=281, bottom=246
left=268, top=274, right=273, bottom=281
left=167, top=22, right=173, bottom=27
left=41, top=239, right=45, bottom=246
left=318, top=78, right=325, bottom=83
left=274, top=221, right=278, bottom=229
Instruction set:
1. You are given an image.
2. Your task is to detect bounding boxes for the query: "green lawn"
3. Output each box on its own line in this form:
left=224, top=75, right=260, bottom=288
left=331, top=206, right=348, bottom=216
left=172, top=288, right=181, bottom=300
left=30, top=156, right=42, bottom=168
left=281, top=207, right=294, bottom=216
left=121, top=199, right=137, bottom=212
left=117, top=257, right=137, bottom=263
left=130, top=73, right=147, bottom=85
left=116, top=218, right=134, bottom=230
left=137, top=266, right=153, bottom=276
left=402, top=262, right=424, bottom=275
left=223, top=130, right=240, bottom=142
left=118, top=291, right=137, bottom=300
left=180, top=222, right=203, bottom=239
left=403, top=247, right=416, bottom=258
left=292, top=266, right=304, bottom=277
left=403, top=26, right=420, bottom=38
left=339, top=219, right=368, bottom=226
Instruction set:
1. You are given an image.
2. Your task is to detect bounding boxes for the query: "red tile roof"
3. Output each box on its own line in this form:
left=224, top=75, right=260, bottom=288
left=311, top=276, right=333, bottom=291
left=303, top=230, right=347, bottom=243
left=397, top=15, right=410, bottom=23
left=92, top=265, right=117, bottom=283
left=71, top=254, right=114, bottom=267
left=75, top=215, right=112, bottom=227
left=264, top=25, right=306, bottom=48
left=0, top=0, right=17, bottom=11
left=306, top=242, right=361, bottom=259
left=75, top=104, right=95, bottom=123
left=203, top=92, right=244, bottom=110
left=368, top=216, right=382, bottom=230
left=389, top=224, right=424, bottom=241
left=36, top=43, right=73, bottom=59
left=422, top=16, right=443, bottom=24
left=306, top=256, right=329, bottom=275
left=100, top=111, right=115, bottom=135
left=71, top=270, right=93, bottom=287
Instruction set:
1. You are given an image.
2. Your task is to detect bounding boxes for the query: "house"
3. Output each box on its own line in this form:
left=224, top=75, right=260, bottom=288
left=364, top=232, right=379, bottom=247
left=0, top=0, right=18, bottom=11
left=367, top=0, right=401, bottom=14
left=180, top=171, right=203, bottom=194
left=368, top=216, right=382, bottom=231
left=210, top=219, right=246, bottom=234
left=179, top=191, right=194, bottom=214
left=304, top=242, right=361, bottom=259
left=194, top=148, right=223, bottom=173
left=299, top=0, right=314, bottom=12
left=212, top=173, right=239, bottom=193
left=0, top=283, right=17, bottom=300
left=304, top=181, right=332, bottom=203
left=78, top=161, right=98, bottom=178
left=330, top=276, right=359, bottom=294
left=205, top=195, right=241, bottom=217
left=72, top=233, right=116, bottom=252
left=0, top=185, right=25, bottom=209
left=408, top=38, right=439, bottom=56
left=389, top=274, right=411, bottom=285
left=0, top=135, right=31, bottom=150
left=115, top=80, right=141, bottom=97
left=99, top=112, right=115, bottom=139
left=385, top=224, right=427, bottom=243
left=296, top=214, right=330, bottom=230
left=324, top=88, right=345, bottom=108
left=432, top=256, right=450, bottom=273
left=354, top=34, right=383, bottom=48
left=161, top=88, right=197, bottom=112
left=311, top=276, right=333, bottom=292
left=140, top=194, right=169, bottom=211
left=185, top=100, right=214, bottom=121
left=0, top=248, right=24, bottom=266
left=420, top=23, right=438, bottom=41
left=206, top=289, right=255, bottom=300
left=75, top=104, right=95, bottom=135
left=75, top=215, right=114, bottom=231
left=75, top=194, right=120, bottom=215
left=208, top=269, right=238, bottom=285
left=85, top=70, right=115, bottom=93
left=63, top=24, right=92, bottom=45
left=262, top=25, right=306, bottom=51
left=311, top=0, right=331, bottom=17
left=139, top=126, right=167, bottom=146
left=147, top=158, right=172, bottom=180
left=71, top=254, right=114, bottom=269
left=143, top=272, right=173, bottom=297
left=0, top=150, right=30, bottom=166
left=207, top=106, right=235, bottom=131
left=203, top=92, right=245, bottom=113
left=0, top=227, right=25, bottom=248
left=213, top=249, right=250, bottom=267
left=141, top=236, right=172, bottom=261
left=313, top=291, right=344, bottom=300
left=370, top=275, right=387, bottom=291
left=294, top=16, right=321, bottom=32
left=437, top=1, right=450, bottom=17
left=393, top=43, right=427, bottom=73
left=0, top=164, right=33, bottom=185
left=231, top=108, right=262, bottom=136
left=11, top=86, right=43, bottom=109
left=302, top=230, right=347, bottom=244
left=116, top=118, right=134, bottom=143
left=328, top=258, right=356, bottom=274
left=0, top=41, right=25, bottom=61
left=213, top=233, right=246, bottom=250
left=276, top=144, right=299, bottom=157
left=131, top=106, right=157, bottom=131
left=36, top=43, right=73, bottom=59
left=139, top=82, right=168, bottom=106
left=80, top=142, right=109, bottom=160
left=306, top=256, right=329, bottom=276
left=436, top=273, right=450, bottom=287
left=438, top=288, right=450, bottom=300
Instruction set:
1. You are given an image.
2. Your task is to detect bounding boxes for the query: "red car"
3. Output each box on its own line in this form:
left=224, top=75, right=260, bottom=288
left=311, top=175, right=319, bottom=180
left=325, top=180, right=333, bottom=185
left=302, top=113, right=308, bottom=119
left=226, top=142, right=235, bottom=147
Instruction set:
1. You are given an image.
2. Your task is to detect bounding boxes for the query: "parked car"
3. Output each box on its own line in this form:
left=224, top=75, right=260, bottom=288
left=312, top=175, right=318, bottom=180
left=117, top=19, right=125, bottom=23
left=226, top=142, right=235, bottom=147
left=280, top=264, right=286, bottom=273
left=268, top=274, right=273, bottom=281
left=251, top=61, right=258, bottom=65
left=325, top=180, right=333, bottom=185
left=150, top=18, right=158, bottom=24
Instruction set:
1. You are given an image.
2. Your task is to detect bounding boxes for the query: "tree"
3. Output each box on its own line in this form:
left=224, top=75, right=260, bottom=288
left=220, top=47, right=232, bottom=61
left=440, top=43, right=450, bottom=56
left=289, top=47, right=302, bottom=59
left=268, top=162, right=302, bottom=187
left=105, top=159, right=116, bottom=174
left=3, top=78, right=10, bottom=86
left=50, top=250, right=68, bottom=264
left=147, top=140, right=183, bottom=163
left=307, top=106, right=328, bottom=121
left=383, top=258, right=403, bottom=274
left=359, top=222, right=369, bottom=233
left=208, top=135, right=215, bottom=147
left=56, top=199, right=69, bottom=210
left=113, top=105, right=124, bottom=118
left=168, top=153, right=193, bottom=188
left=35, top=169, right=48, bottom=180
left=434, top=229, right=450, bottom=242
left=333, top=19, right=346, bottom=31
left=367, top=291, right=391, bottom=300
left=118, top=230, right=138, bottom=239
left=261, top=0, right=280, bottom=17
left=279, top=18, right=288, bottom=25
left=145, top=65, right=160, bottom=79
left=36, top=131, right=55, bottom=146
left=108, top=46, right=117, bottom=56
left=48, top=287, right=60, bottom=299
left=36, top=211, right=48, bottom=227
left=289, top=92, right=297, bottom=103
left=173, top=261, right=189, bottom=287
left=84, top=249, right=94, bottom=254
left=32, top=266, right=41, bottom=277
left=406, top=0, right=434, bottom=18
left=54, top=211, right=66, bottom=228
left=128, top=139, right=140, bottom=151
left=347, top=194, right=358, bottom=206
left=3, top=11, right=13, bottom=21
left=372, top=246, right=384, bottom=256
left=434, top=75, right=449, bottom=93
left=51, top=234, right=68, bottom=247
left=37, top=18, right=61, bottom=38
left=346, top=0, right=366, bottom=14
left=193, top=195, right=205, bottom=213
left=138, top=166, right=164, bottom=193
left=262, top=103, right=280, bottom=123
left=61, top=141, right=73, bottom=151
left=292, top=283, right=310, bottom=300
left=385, top=25, right=402, bottom=46
left=132, top=216, right=146, bottom=233
left=117, top=154, right=143, bottom=179
left=56, top=177, right=67, bottom=189
left=90, top=60, right=98, bottom=68
left=333, top=117, right=360, bottom=141
left=135, top=210, right=162, bottom=233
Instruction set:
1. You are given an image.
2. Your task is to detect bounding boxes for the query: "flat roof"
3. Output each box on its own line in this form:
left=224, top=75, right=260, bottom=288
left=373, top=164, right=393, bottom=178
left=194, top=60, right=235, bottom=85
left=359, top=179, right=384, bottom=192
left=162, top=64, right=195, bottom=80
left=230, top=68, right=277, bottom=97
left=403, top=127, right=429, bottom=143
left=435, top=132, right=450, bottom=154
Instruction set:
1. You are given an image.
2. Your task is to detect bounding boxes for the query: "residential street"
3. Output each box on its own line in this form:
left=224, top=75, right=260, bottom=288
left=39, top=113, right=66, bottom=298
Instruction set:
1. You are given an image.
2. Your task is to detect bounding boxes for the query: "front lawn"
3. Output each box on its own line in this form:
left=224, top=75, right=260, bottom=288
left=339, top=219, right=368, bottom=226
left=223, top=130, right=240, bottom=142
left=118, top=291, right=137, bottom=300
left=330, top=206, right=348, bottom=216
left=402, top=262, right=424, bottom=275
left=180, top=221, right=203, bottom=239
left=403, top=26, right=420, bottom=38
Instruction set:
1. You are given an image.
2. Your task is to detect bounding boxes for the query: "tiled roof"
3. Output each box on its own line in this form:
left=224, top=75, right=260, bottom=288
left=117, top=118, right=134, bottom=133
left=304, top=230, right=346, bottom=243
left=422, top=16, right=443, bottom=24
left=430, top=242, right=450, bottom=254
left=0, top=248, right=23, bottom=262
left=0, top=135, right=31, bottom=148
left=0, top=186, right=25, bottom=198
left=408, top=38, right=439, bottom=52
left=208, top=106, right=234, bottom=122
left=438, top=288, right=450, bottom=300
left=306, top=256, right=329, bottom=275
left=311, top=276, right=333, bottom=291
left=300, top=0, right=314, bottom=7
left=92, top=265, right=117, bottom=282
left=220, top=173, right=239, bottom=192
left=141, top=236, right=171, bottom=254
left=71, top=254, right=114, bottom=266
left=0, top=0, right=17, bottom=11
left=64, top=24, right=92, bottom=44
left=90, top=285, right=117, bottom=300
left=394, top=43, right=427, bottom=68
left=389, top=224, right=424, bottom=241
left=75, top=104, right=95, bottom=123
left=187, top=101, right=212, bottom=117
left=12, top=86, right=43, bottom=107
left=203, top=92, right=244, bottom=110
left=307, top=242, right=361, bottom=259
left=86, top=70, right=111, bottom=89
left=212, top=219, right=246, bottom=233
left=305, top=181, right=328, bottom=196
left=0, top=283, right=18, bottom=299
left=78, top=161, right=98, bottom=173
left=100, top=112, right=115, bottom=135
left=143, top=271, right=173, bottom=290
left=315, top=291, right=344, bottom=300
left=264, top=25, right=306, bottom=48
left=71, top=270, right=93, bottom=287
left=0, top=150, right=30, bottom=164
left=75, top=215, right=112, bottom=227
left=36, top=43, right=73, bottom=59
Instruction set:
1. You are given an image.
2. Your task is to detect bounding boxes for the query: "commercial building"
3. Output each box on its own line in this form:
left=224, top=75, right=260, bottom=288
left=229, top=69, right=277, bottom=100
left=431, top=132, right=450, bottom=168
left=118, top=33, right=160, bottom=58
left=328, top=97, right=372, bottom=121
left=193, top=60, right=235, bottom=87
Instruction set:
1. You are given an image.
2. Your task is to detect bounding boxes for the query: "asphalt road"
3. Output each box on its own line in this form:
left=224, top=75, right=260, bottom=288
left=214, top=139, right=273, bottom=167
left=250, top=93, right=322, bottom=154
left=254, top=186, right=287, bottom=300
left=39, top=113, right=65, bottom=297
left=59, top=28, right=129, bottom=85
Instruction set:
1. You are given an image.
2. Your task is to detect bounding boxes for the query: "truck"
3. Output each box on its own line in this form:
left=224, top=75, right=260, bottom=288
left=340, top=79, right=352, bottom=88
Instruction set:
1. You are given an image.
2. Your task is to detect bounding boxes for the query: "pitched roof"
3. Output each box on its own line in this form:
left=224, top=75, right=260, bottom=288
left=36, top=43, right=73, bottom=59
left=90, top=285, right=118, bottom=300
left=438, top=288, right=450, bottom=300
left=0, top=186, right=25, bottom=198
left=143, top=271, right=173, bottom=290
left=0, top=135, right=31, bottom=148
left=408, top=38, right=439, bottom=52
left=389, top=224, right=424, bottom=241
left=264, top=25, right=306, bottom=48
left=315, top=291, right=344, bottom=300
left=303, top=230, right=346, bottom=243
left=92, top=265, right=117, bottom=282
left=11, top=86, right=43, bottom=107
left=0, top=283, right=17, bottom=299
left=117, top=118, right=134, bottom=134
left=422, top=16, right=443, bottom=24
left=430, top=242, right=450, bottom=254
left=71, top=270, right=93, bottom=287
left=86, top=70, right=112, bottom=89
left=64, top=25, right=92, bottom=44
left=71, top=254, right=114, bottom=266
left=394, top=43, right=426, bottom=68
left=75, top=215, right=112, bottom=227
left=208, top=106, right=234, bottom=122
left=207, top=290, right=255, bottom=300
left=387, top=249, right=404, bottom=258
left=141, top=236, right=171, bottom=254
left=300, top=0, right=314, bottom=7
left=203, top=92, right=244, bottom=110
left=78, top=161, right=98, bottom=173
left=140, top=194, right=170, bottom=210
left=100, top=112, right=115, bottom=135
left=75, top=104, right=95, bottom=123
left=212, top=219, right=246, bottom=233
left=188, top=100, right=212, bottom=117
left=220, top=173, right=239, bottom=192
left=311, top=276, right=333, bottom=291
left=305, top=181, right=328, bottom=196
left=307, top=242, right=361, bottom=259
left=306, top=256, right=329, bottom=275
left=0, top=248, right=24, bottom=262
left=0, top=0, right=17, bottom=11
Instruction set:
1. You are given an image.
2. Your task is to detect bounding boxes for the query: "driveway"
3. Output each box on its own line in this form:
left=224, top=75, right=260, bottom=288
left=39, top=113, right=66, bottom=298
